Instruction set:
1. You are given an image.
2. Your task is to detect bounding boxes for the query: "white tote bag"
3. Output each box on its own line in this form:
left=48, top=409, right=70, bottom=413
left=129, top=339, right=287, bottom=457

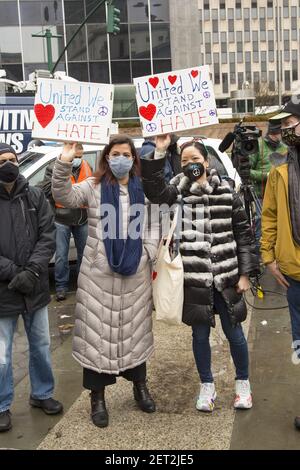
left=152, top=206, right=184, bottom=325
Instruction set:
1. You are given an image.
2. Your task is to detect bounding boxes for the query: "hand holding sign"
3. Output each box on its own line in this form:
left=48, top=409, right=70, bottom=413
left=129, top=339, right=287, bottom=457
left=155, top=134, right=171, bottom=153
left=60, top=142, right=79, bottom=162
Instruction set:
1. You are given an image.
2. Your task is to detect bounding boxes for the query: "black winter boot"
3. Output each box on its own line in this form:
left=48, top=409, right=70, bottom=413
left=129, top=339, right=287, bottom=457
left=0, top=410, right=12, bottom=432
left=90, top=389, right=108, bottom=428
left=133, top=381, right=156, bottom=413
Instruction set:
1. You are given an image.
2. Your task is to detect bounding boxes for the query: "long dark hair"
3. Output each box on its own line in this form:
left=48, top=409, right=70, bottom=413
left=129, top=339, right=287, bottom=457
left=93, top=135, right=141, bottom=184
left=180, top=140, right=209, bottom=161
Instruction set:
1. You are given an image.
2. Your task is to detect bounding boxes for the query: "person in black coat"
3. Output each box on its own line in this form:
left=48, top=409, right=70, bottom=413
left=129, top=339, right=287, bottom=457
left=141, top=134, right=259, bottom=414
left=139, top=133, right=181, bottom=182
left=0, top=143, right=63, bottom=433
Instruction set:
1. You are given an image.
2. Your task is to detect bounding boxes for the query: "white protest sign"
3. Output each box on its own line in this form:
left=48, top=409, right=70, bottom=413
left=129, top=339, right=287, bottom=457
left=32, top=78, right=114, bottom=144
left=134, top=65, right=218, bottom=137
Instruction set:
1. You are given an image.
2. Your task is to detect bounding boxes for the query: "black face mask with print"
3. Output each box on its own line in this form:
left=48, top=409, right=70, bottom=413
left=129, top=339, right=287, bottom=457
left=182, top=162, right=205, bottom=182
left=281, top=122, right=300, bottom=148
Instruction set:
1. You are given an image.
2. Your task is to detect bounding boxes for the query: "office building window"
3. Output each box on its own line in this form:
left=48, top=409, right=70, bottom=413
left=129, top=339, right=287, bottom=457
left=213, top=52, right=220, bottom=84
left=284, top=29, right=290, bottom=61
left=229, top=52, right=236, bottom=84
left=261, top=51, right=267, bottom=73
left=236, top=1, right=242, bottom=19
left=269, top=70, right=275, bottom=92
left=253, top=71, right=260, bottom=91
left=291, top=10, right=297, bottom=40
left=220, top=1, right=226, bottom=19
left=212, top=9, right=218, bottom=20
left=236, top=31, right=243, bottom=54
left=238, top=72, right=244, bottom=89
left=267, top=1, right=273, bottom=18
left=228, top=8, right=234, bottom=20
left=268, top=30, right=274, bottom=62
left=205, top=53, right=212, bottom=64
left=222, top=72, right=228, bottom=94
left=283, top=0, right=289, bottom=18
left=292, top=49, right=298, bottom=81
left=245, top=51, right=251, bottom=82
left=244, top=18, right=250, bottom=41
left=285, top=70, right=291, bottom=91
left=204, top=0, right=210, bottom=20
left=237, top=52, right=243, bottom=63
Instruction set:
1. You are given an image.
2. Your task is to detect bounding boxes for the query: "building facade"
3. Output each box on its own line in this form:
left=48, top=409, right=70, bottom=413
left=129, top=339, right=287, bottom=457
left=0, top=0, right=299, bottom=107
left=0, top=0, right=171, bottom=84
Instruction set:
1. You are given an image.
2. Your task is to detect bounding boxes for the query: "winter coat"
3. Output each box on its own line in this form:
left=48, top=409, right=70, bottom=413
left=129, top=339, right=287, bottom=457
left=261, top=162, right=300, bottom=281
left=141, top=156, right=258, bottom=327
left=52, top=159, right=159, bottom=375
left=38, top=160, right=90, bottom=226
left=249, top=137, right=287, bottom=199
left=0, top=176, right=55, bottom=318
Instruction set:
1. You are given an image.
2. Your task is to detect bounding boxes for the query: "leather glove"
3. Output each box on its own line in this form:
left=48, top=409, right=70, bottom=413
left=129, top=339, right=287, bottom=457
left=8, top=269, right=38, bottom=295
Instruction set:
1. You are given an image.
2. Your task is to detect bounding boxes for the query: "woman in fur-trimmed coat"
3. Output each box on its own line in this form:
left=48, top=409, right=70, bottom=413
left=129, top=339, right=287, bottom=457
left=141, top=135, right=259, bottom=413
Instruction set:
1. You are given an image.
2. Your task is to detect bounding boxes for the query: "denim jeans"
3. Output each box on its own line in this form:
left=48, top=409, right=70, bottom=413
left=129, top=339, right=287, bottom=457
left=192, top=290, right=249, bottom=383
left=285, top=276, right=300, bottom=358
left=0, top=307, right=54, bottom=412
left=55, top=222, right=88, bottom=292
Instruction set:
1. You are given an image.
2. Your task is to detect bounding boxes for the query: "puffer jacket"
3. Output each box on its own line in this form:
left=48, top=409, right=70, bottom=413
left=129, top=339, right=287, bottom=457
left=52, top=159, right=159, bottom=375
left=141, top=156, right=258, bottom=327
left=0, top=176, right=55, bottom=317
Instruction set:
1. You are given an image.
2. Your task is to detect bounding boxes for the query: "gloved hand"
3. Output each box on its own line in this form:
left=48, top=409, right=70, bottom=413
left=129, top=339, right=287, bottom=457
left=8, top=269, right=38, bottom=295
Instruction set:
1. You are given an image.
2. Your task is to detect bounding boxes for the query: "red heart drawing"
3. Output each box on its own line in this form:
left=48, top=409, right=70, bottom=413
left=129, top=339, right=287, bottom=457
left=149, top=77, right=159, bottom=88
left=168, top=75, right=177, bottom=85
left=152, top=271, right=158, bottom=281
left=139, top=104, right=157, bottom=121
left=34, top=104, right=55, bottom=128
left=191, top=70, right=199, bottom=78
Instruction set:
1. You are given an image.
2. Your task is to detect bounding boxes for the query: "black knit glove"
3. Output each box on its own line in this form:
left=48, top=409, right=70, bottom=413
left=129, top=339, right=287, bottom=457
left=8, top=269, right=39, bottom=295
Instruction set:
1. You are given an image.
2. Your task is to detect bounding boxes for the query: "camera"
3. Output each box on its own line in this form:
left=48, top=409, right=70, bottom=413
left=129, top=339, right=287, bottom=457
left=219, top=120, right=262, bottom=183
left=233, top=122, right=261, bottom=156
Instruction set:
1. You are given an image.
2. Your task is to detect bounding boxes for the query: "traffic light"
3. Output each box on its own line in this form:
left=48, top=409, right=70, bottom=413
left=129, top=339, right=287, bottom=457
left=107, top=2, right=121, bottom=35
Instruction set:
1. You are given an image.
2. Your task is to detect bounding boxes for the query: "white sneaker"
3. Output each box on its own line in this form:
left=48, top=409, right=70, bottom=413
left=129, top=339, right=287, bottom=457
left=234, top=379, right=253, bottom=409
left=196, top=382, right=217, bottom=412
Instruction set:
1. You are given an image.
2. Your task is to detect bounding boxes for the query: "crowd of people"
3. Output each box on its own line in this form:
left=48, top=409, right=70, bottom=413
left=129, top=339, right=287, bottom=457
left=0, top=96, right=300, bottom=435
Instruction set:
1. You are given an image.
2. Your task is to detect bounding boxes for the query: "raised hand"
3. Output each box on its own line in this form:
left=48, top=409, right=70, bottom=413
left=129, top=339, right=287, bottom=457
left=60, top=142, right=80, bottom=162
left=155, top=134, right=172, bottom=153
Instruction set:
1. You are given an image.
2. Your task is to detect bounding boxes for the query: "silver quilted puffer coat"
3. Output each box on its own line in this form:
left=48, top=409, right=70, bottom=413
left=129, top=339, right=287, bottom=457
left=52, top=159, right=159, bottom=374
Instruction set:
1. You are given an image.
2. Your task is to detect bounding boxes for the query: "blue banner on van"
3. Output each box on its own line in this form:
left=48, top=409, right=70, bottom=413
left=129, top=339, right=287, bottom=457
left=0, top=96, right=35, bottom=154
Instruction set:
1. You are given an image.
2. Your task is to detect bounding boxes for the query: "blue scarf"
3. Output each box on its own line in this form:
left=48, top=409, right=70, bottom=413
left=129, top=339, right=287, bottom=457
left=100, top=176, right=145, bottom=276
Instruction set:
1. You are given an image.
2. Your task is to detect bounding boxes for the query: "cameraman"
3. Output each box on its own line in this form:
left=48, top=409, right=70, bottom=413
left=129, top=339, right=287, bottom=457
left=249, top=120, right=288, bottom=255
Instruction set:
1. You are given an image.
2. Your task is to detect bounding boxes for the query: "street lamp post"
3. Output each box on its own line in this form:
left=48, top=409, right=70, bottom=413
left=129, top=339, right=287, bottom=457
left=32, top=29, right=63, bottom=72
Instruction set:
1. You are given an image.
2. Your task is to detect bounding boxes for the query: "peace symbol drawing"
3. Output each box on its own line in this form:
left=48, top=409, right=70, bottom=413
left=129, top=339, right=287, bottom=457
left=98, top=106, right=108, bottom=116
left=146, top=123, right=157, bottom=133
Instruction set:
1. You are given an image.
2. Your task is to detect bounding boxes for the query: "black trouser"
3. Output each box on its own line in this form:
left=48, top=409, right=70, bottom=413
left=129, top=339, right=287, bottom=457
left=83, top=362, right=147, bottom=390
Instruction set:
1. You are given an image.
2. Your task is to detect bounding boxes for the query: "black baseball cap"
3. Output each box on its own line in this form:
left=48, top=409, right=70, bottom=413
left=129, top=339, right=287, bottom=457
left=271, top=95, right=300, bottom=120
left=267, top=119, right=282, bottom=134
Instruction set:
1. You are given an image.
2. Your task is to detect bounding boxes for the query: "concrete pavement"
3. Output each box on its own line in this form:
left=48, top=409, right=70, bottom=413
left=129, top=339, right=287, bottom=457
left=1, top=271, right=300, bottom=450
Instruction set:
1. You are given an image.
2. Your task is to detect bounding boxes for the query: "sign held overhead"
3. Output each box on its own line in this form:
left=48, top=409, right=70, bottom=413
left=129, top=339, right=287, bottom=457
left=32, top=78, right=114, bottom=144
left=134, top=65, right=218, bottom=137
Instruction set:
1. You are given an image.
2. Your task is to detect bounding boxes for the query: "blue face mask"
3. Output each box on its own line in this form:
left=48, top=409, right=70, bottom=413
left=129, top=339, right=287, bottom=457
left=72, top=158, right=82, bottom=169
left=108, top=155, right=133, bottom=179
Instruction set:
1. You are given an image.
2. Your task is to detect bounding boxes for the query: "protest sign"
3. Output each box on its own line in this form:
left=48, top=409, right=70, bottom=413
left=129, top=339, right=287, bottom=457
left=32, top=78, right=114, bottom=144
left=134, top=65, right=218, bottom=137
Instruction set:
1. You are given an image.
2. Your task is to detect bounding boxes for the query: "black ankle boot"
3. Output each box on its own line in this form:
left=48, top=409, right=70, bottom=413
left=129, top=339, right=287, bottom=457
left=90, top=389, right=108, bottom=428
left=133, top=381, right=156, bottom=413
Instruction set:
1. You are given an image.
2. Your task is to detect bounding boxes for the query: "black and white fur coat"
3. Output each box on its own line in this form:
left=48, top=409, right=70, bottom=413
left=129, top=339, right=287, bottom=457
left=141, top=155, right=258, bottom=327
